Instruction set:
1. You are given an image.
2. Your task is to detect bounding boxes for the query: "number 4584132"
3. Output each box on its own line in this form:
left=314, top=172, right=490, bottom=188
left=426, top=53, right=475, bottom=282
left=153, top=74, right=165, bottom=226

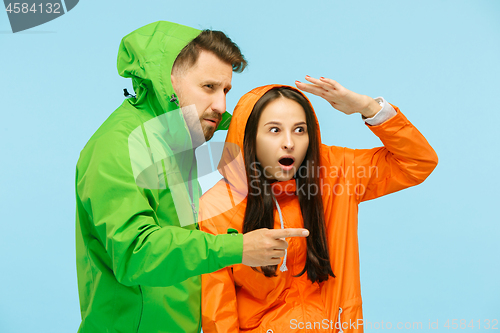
left=5, top=3, right=61, bottom=14
left=444, top=319, right=498, bottom=329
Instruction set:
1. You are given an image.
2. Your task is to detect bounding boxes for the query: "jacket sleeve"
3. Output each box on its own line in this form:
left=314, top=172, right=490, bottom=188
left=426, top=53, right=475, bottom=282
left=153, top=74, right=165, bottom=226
left=199, top=209, right=240, bottom=333
left=322, top=106, right=438, bottom=203
left=76, top=132, right=243, bottom=287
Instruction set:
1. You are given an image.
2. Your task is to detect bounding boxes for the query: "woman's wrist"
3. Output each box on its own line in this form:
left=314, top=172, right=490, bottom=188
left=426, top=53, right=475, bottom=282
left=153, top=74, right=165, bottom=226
left=360, top=97, right=382, bottom=119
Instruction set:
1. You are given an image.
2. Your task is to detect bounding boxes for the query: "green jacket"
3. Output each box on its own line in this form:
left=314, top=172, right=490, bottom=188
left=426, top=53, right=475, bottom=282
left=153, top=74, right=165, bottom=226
left=75, top=21, right=243, bottom=333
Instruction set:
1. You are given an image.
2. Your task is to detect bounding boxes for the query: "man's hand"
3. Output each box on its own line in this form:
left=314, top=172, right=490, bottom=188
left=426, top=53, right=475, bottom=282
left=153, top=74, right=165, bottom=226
left=295, top=76, right=381, bottom=118
left=241, top=228, right=309, bottom=267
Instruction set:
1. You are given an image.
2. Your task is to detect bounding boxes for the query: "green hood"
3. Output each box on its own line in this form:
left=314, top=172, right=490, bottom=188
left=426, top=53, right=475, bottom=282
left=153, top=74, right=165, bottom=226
left=117, top=21, right=200, bottom=117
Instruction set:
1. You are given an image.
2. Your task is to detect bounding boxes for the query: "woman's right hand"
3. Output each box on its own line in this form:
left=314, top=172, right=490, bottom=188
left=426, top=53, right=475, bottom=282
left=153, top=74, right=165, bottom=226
left=295, top=76, right=382, bottom=118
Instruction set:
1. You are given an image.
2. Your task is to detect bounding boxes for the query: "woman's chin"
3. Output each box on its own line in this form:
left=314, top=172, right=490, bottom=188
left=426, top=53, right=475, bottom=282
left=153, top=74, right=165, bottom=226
left=273, top=174, right=294, bottom=182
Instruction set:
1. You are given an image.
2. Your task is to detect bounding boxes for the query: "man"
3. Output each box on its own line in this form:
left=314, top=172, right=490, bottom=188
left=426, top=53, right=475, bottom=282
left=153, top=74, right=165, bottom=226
left=75, top=21, right=308, bottom=333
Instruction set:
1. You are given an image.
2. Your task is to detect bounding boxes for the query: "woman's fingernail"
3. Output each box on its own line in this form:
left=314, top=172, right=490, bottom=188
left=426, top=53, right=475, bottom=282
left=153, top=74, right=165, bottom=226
left=320, top=77, right=325, bottom=79
left=295, top=80, right=301, bottom=83
left=305, top=75, right=310, bottom=77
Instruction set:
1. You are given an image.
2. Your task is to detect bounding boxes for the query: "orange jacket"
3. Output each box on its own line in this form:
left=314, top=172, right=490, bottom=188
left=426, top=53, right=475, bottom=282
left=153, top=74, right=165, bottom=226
left=199, top=85, right=438, bottom=333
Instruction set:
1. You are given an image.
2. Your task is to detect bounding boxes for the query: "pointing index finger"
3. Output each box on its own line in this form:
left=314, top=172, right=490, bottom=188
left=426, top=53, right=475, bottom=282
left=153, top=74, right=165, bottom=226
left=269, top=228, right=309, bottom=239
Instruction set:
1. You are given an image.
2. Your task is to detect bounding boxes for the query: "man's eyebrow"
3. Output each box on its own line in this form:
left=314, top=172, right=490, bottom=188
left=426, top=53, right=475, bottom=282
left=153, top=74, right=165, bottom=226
left=201, top=80, right=232, bottom=90
left=201, top=80, right=222, bottom=86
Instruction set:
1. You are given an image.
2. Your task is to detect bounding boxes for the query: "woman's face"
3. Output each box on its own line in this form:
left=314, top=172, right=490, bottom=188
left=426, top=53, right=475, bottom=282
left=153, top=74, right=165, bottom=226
left=255, top=97, right=309, bottom=182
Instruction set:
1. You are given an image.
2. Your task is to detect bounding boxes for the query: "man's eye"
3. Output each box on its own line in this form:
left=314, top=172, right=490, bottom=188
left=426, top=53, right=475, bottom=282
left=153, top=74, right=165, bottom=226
left=205, top=84, right=214, bottom=89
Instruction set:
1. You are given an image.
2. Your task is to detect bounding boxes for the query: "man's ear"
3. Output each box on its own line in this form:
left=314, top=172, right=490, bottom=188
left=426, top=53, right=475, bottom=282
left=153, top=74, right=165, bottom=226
left=170, top=73, right=178, bottom=92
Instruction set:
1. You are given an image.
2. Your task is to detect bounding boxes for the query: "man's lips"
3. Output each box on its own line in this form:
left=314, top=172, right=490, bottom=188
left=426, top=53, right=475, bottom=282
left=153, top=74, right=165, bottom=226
left=203, top=118, right=219, bottom=127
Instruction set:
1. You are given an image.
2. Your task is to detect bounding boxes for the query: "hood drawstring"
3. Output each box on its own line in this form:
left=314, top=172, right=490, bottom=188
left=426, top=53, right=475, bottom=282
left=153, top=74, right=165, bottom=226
left=123, top=88, right=136, bottom=99
left=337, top=307, right=344, bottom=333
left=272, top=195, right=288, bottom=272
left=169, top=93, right=180, bottom=107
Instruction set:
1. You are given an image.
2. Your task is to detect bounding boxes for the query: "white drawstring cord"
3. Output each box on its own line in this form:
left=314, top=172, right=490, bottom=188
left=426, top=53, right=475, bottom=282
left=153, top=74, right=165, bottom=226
left=272, top=195, right=288, bottom=272
left=338, top=307, right=343, bottom=333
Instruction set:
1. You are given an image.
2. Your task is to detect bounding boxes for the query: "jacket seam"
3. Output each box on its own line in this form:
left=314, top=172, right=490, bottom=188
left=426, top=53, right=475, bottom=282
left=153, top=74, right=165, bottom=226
left=136, top=285, right=143, bottom=332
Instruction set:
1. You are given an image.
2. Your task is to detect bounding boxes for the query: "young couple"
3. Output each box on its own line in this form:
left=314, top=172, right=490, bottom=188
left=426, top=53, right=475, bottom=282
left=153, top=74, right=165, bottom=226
left=76, top=21, right=437, bottom=333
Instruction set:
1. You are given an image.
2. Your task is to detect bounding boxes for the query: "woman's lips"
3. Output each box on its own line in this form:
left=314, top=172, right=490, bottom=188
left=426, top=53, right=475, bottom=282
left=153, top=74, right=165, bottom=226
left=278, top=157, right=295, bottom=171
left=279, top=164, right=294, bottom=171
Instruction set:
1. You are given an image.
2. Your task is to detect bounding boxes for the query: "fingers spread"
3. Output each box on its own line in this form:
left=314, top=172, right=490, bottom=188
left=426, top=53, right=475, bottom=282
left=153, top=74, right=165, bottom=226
left=306, top=75, right=339, bottom=92
left=295, top=80, right=328, bottom=97
left=319, top=76, right=339, bottom=87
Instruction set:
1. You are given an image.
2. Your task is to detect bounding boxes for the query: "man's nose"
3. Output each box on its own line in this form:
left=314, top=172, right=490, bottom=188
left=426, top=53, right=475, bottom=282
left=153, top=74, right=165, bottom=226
left=211, top=91, right=226, bottom=115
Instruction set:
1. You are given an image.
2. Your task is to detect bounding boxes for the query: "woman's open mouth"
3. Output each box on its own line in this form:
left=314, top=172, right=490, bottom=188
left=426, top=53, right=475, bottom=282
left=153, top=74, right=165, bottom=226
left=278, top=156, right=295, bottom=171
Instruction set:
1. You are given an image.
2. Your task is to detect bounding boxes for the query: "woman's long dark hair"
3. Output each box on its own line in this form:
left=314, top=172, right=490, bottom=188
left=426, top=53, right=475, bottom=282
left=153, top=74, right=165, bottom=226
left=242, top=87, right=334, bottom=283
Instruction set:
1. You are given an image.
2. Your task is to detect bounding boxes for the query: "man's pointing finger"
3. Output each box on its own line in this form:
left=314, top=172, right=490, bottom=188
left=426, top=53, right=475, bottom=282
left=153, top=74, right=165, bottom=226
left=268, top=228, right=309, bottom=239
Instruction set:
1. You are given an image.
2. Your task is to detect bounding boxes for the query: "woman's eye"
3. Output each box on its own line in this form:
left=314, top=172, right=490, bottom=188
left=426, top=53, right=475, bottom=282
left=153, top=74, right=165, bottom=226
left=270, top=127, right=279, bottom=133
left=295, top=127, right=305, bottom=133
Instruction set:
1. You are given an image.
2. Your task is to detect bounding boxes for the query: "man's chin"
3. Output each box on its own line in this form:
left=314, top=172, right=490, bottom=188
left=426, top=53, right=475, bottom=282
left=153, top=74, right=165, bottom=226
left=203, top=129, right=215, bottom=142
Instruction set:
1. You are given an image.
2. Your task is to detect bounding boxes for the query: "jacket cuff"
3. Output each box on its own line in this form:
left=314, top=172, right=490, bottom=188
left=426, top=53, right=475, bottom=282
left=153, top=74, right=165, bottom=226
left=365, top=104, right=410, bottom=136
left=219, top=233, right=243, bottom=266
left=364, top=97, right=397, bottom=126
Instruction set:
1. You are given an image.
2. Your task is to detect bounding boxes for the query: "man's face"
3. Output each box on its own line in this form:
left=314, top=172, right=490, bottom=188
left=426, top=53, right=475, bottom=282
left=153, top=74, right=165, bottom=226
left=171, top=50, right=233, bottom=143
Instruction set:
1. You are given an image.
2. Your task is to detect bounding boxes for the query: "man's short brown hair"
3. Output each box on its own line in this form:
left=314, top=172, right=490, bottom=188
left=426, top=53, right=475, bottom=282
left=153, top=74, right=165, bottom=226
left=173, top=30, right=247, bottom=74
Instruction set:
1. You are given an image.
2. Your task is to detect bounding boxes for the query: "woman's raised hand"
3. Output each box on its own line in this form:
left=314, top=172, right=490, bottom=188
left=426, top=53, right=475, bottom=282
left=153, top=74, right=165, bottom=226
left=295, top=76, right=381, bottom=118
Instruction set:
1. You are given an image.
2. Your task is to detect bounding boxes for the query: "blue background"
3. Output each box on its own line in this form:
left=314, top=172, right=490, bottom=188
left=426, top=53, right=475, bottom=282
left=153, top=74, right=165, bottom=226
left=1, top=0, right=499, bottom=332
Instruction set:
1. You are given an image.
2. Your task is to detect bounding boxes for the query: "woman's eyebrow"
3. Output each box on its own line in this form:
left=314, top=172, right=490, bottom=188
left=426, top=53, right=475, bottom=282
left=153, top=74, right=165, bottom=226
left=264, top=121, right=282, bottom=126
left=264, top=121, right=307, bottom=126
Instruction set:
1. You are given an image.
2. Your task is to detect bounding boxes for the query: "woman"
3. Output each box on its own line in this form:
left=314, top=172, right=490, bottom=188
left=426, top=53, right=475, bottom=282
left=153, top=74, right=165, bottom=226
left=199, top=77, right=438, bottom=333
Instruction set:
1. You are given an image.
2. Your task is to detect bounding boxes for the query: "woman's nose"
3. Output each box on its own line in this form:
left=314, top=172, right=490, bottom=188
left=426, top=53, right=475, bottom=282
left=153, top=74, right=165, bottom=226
left=282, top=135, right=294, bottom=150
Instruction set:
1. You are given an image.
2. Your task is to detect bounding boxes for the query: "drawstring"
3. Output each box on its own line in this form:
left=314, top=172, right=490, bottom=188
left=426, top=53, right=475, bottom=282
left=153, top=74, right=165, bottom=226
left=123, top=88, right=136, bottom=98
left=337, top=307, right=343, bottom=333
left=169, top=93, right=180, bottom=107
left=122, top=89, right=179, bottom=108
left=272, top=196, right=288, bottom=272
